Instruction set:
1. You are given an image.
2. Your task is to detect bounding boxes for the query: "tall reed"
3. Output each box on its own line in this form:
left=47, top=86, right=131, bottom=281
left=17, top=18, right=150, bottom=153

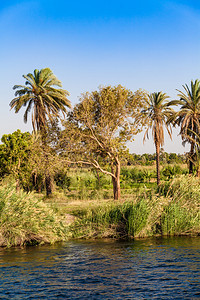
left=0, top=180, right=68, bottom=247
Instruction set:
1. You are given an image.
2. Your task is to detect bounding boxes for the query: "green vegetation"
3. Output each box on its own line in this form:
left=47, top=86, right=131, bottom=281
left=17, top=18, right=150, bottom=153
left=0, top=73, right=200, bottom=247
left=0, top=179, right=67, bottom=247
left=68, top=175, right=199, bottom=239
left=0, top=169, right=199, bottom=247
left=0, top=130, right=32, bottom=191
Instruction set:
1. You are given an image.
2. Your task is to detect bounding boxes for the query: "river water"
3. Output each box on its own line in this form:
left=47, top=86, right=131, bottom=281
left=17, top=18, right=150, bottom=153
left=0, top=236, right=199, bottom=299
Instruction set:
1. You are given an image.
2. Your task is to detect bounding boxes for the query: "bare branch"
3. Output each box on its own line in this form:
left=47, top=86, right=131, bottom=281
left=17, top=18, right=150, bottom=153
left=63, top=159, right=116, bottom=178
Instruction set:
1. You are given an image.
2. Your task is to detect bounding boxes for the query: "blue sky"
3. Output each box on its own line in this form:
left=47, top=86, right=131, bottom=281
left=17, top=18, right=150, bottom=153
left=1, top=0, right=200, bottom=153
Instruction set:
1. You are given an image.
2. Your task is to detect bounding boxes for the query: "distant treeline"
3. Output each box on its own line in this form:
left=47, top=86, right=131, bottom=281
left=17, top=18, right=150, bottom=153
left=127, top=152, right=186, bottom=166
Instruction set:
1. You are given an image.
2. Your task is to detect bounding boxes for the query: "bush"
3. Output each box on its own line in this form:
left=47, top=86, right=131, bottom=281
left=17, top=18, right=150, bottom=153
left=157, top=175, right=200, bottom=235
left=54, top=170, right=71, bottom=190
left=161, top=165, right=187, bottom=180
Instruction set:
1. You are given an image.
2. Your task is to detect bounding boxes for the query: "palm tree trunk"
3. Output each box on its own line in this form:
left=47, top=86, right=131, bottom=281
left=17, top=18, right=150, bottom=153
left=44, top=159, right=52, bottom=196
left=189, top=141, right=195, bottom=174
left=155, top=140, right=160, bottom=185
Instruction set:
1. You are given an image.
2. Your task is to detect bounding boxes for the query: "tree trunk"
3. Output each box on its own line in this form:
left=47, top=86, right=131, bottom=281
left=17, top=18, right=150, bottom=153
left=16, top=159, right=21, bottom=192
left=45, top=173, right=52, bottom=196
left=16, top=178, right=20, bottom=192
left=155, top=140, right=160, bottom=186
left=41, top=132, right=53, bottom=196
left=96, top=169, right=100, bottom=188
left=197, top=166, right=200, bottom=177
left=111, top=158, right=121, bottom=200
left=189, top=141, right=194, bottom=174
left=189, top=160, right=193, bottom=174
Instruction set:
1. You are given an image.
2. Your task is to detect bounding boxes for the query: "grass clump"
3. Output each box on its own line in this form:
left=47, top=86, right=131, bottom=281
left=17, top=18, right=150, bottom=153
left=158, top=175, right=200, bottom=236
left=70, top=197, right=150, bottom=239
left=0, top=180, right=68, bottom=247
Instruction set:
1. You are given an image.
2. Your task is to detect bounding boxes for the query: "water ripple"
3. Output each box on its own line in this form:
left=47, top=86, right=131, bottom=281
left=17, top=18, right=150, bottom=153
left=0, top=236, right=199, bottom=299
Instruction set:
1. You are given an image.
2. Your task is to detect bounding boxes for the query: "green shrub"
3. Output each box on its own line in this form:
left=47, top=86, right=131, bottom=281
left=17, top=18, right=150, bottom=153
left=161, top=165, right=187, bottom=180
left=125, top=199, right=149, bottom=236
left=54, top=170, right=71, bottom=190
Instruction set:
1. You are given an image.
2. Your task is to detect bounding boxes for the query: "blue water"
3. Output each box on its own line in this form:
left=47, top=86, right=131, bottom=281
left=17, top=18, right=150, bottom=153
left=0, top=236, right=199, bottom=299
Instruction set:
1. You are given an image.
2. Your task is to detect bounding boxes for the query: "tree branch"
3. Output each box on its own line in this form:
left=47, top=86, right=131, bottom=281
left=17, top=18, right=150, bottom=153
left=64, top=159, right=116, bottom=179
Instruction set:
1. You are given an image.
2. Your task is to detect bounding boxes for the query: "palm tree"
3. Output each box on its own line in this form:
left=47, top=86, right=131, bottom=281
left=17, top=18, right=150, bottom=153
left=135, top=92, right=173, bottom=185
left=168, top=80, right=200, bottom=174
left=10, top=68, right=71, bottom=195
left=10, top=68, right=71, bottom=134
left=187, top=129, right=200, bottom=176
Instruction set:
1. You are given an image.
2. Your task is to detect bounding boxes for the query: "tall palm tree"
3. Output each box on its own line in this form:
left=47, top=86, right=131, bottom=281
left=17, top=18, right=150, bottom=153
left=168, top=80, right=200, bottom=174
left=135, top=92, right=173, bottom=185
left=10, top=68, right=71, bottom=134
left=10, top=68, right=71, bottom=195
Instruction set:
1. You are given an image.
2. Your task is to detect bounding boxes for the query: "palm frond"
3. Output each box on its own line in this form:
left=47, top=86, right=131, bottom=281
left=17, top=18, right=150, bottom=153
left=10, top=68, right=71, bottom=133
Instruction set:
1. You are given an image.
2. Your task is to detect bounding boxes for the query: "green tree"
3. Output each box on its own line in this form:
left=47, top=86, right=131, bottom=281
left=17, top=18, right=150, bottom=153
left=168, top=80, right=200, bottom=174
left=60, top=85, right=146, bottom=200
left=26, top=130, right=63, bottom=193
left=0, top=130, right=32, bottom=190
left=135, top=92, right=174, bottom=185
left=10, top=68, right=71, bottom=195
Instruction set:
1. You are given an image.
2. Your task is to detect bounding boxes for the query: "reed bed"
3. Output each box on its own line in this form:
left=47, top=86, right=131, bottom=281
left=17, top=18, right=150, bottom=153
left=0, top=174, right=199, bottom=247
left=69, top=175, right=200, bottom=239
left=0, top=180, right=68, bottom=247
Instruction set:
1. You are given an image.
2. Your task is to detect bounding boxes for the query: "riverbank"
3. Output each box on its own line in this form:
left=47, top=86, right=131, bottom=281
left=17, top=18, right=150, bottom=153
left=0, top=175, right=199, bottom=247
left=68, top=175, right=200, bottom=239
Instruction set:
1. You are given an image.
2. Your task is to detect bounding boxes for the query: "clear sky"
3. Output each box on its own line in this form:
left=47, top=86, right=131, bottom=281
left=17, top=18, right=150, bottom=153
left=1, top=0, right=200, bottom=154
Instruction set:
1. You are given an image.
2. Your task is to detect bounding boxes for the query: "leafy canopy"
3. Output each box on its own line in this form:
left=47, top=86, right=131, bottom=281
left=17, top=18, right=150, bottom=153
left=0, top=130, right=32, bottom=179
left=61, top=85, right=147, bottom=166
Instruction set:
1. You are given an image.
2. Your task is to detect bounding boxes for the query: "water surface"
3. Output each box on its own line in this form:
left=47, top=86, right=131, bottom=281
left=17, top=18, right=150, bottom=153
left=0, top=236, right=199, bottom=299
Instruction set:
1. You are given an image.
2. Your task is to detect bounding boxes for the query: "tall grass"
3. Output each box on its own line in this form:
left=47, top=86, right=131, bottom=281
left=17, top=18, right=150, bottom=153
left=70, top=197, right=151, bottom=239
left=1, top=174, right=199, bottom=247
left=158, top=175, right=200, bottom=235
left=0, top=179, right=68, bottom=247
left=70, top=175, right=200, bottom=239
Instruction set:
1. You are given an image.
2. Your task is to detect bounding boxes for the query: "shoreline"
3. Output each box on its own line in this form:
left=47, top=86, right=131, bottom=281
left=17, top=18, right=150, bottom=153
left=0, top=175, right=199, bottom=248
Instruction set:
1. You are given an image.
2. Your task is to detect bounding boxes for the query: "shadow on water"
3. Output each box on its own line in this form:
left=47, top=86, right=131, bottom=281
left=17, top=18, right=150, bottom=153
left=0, top=236, right=199, bottom=299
